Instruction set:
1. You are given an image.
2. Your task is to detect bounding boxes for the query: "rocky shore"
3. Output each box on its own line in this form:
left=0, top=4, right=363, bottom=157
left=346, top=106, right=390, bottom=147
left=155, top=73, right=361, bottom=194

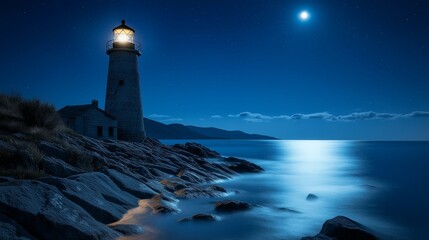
left=0, top=130, right=266, bottom=239
left=0, top=95, right=380, bottom=240
left=0, top=133, right=382, bottom=240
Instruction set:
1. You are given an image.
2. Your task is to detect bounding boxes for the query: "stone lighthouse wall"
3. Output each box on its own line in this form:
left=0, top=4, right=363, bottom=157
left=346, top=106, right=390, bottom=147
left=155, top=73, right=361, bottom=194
left=105, top=48, right=145, bottom=141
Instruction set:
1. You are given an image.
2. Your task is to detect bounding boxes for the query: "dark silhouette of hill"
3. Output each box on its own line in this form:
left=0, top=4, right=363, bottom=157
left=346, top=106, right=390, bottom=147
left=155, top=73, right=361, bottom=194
left=144, top=118, right=276, bottom=140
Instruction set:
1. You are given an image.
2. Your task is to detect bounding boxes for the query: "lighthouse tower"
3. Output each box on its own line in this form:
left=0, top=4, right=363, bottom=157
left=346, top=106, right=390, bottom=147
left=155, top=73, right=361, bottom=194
left=105, top=20, right=145, bottom=141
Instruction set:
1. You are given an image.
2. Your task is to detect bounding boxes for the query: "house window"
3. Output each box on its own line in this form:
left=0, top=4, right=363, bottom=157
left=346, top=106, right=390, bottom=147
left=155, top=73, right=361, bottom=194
left=97, top=126, right=103, bottom=137
left=108, top=127, right=114, bottom=137
left=118, top=80, right=124, bottom=86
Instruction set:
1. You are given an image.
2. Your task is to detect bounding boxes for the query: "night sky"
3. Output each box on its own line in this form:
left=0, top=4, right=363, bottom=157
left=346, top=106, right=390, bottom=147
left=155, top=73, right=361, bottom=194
left=1, top=0, right=429, bottom=140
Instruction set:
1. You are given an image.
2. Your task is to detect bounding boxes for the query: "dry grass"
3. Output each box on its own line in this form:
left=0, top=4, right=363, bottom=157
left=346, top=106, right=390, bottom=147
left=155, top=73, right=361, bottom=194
left=0, top=138, right=46, bottom=179
left=0, top=94, right=65, bottom=135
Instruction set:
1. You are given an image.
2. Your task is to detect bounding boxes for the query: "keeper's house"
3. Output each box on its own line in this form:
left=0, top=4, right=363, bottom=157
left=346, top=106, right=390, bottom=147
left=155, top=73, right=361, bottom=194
left=58, top=100, right=118, bottom=140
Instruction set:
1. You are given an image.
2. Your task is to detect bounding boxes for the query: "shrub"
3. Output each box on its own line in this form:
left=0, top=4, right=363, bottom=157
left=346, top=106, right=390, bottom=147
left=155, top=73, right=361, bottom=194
left=19, top=99, right=61, bottom=130
left=0, top=94, right=65, bottom=135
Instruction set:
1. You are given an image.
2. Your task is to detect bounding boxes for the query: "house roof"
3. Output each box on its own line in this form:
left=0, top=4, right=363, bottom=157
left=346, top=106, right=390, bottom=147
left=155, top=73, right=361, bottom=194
left=58, top=104, right=116, bottom=120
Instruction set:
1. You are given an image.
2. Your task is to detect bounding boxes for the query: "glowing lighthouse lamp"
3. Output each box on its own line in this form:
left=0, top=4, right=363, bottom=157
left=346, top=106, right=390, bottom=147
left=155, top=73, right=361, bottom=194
left=112, top=20, right=136, bottom=48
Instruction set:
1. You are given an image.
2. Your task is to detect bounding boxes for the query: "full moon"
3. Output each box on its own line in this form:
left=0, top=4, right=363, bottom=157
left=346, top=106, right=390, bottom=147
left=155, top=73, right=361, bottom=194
left=299, top=11, right=310, bottom=21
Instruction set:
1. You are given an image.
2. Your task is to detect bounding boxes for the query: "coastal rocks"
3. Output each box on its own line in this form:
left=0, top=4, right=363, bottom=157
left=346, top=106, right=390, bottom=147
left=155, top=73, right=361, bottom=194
left=320, top=216, right=378, bottom=240
left=223, top=157, right=264, bottom=173
left=68, top=172, right=139, bottom=209
left=179, top=213, right=218, bottom=222
left=301, top=234, right=333, bottom=240
left=39, top=176, right=128, bottom=224
left=173, top=142, right=220, bottom=158
left=101, top=168, right=157, bottom=199
left=0, top=180, right=120, bottom=240
left=0, top=213, right=34, bottom=240
left=215, top=200, right=252, bottom=212
left=41, top=156, right=83, bottom=177
left=38, top=141, right=67, bottom=160
left=277, top=207, right=301, bottom=214
left=302, top=216, right=378, bottom=240
left=306, top=193, right=318, bottom=201
left=139, top=194, right=179, bottom=214
left=109, top=224, right=144, bottom=235
left=174, top=185, right=227, bottom=199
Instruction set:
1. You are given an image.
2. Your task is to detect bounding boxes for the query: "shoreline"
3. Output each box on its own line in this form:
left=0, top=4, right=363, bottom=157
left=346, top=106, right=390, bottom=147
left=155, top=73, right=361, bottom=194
left=0, top=130, right=381, bottom=239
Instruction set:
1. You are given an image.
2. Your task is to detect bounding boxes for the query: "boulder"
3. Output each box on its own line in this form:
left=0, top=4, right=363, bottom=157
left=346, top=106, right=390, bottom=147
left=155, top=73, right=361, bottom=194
left=224, top=157, right=263, bottom=173
left=175, top=185, right=226, bottom=199
left=0, top=213, right=34, bottom=240
left=320, top=216, right=378, bottom=240
left=277, top=207, right=301, bottom=213
left=302, top=216, right=378, bottom=240
left=38, top=141, right=67, bottom=160
left=101, top=168, right=157, bottom=199
left=0, top=177, right=14, bottom=183
left=179, top=213, right=218, bottom=222
left=215, top=200, right=252, bottom=212
left=138, top=194, right=179, bottom=214
left=68, top=172, right=138, bottom=208
left=306, top=194, right=318, bottom=201
left=40, top=156, right=83, bottom=177
left=0, top=180, right=120, bottom=240
left=109, top=224, right=144, bottom=235
left=301, top=234, right=333, bottom=240
left=173, top=142, right=220, bottom=158
left=39, top=176, right=128, bottom=224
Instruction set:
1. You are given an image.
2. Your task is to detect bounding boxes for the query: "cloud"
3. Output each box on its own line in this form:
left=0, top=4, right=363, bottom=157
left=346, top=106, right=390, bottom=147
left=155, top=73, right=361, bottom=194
left=228, top=112, right=272, bottom=122
left=211, top=115, right=223, bottom=118
left=148, top=113, right=183, bottom=122
left=161, top=118, right=183, bottom=122
left=148, top=114, right=170, bottom=118
left=227, top=111, right=429, bottom=122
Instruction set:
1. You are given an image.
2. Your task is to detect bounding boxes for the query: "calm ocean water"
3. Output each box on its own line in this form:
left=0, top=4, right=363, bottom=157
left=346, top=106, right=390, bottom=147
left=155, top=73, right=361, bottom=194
left=122, top=140, right=429, bottom=240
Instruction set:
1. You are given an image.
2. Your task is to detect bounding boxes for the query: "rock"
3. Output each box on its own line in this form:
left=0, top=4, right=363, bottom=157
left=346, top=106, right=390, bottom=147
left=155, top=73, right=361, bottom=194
left=38, top=141, right=67, bottom=160
left=223, top=157, right=263, bottom=173
left=68, top=172, right=138, bottom=209
left=301, top=233, right=333, bottom=240
left=0, top=213, right=34, bottom=240
left=0, top=180, right=120, bottom=240
left=109, top=224, right=144, bottom=235
left=320, top=216, right=378, bottom=240
left=173, top=142, right=220, bottom=158
left=215, top=200, right=252, bottom=212
left=306, top=193, right=318, bottom=201
left=39, top=176, right=128, bottom=224
left=138, top=194, right=179, bottom=214
left=101, top=168, right=157, bottom=199
left=174, top=185, right=226, bottom=199
left=41, top=156, right=83, bottom=177
left=277, top=207, right=301, bottom=213
left=302, top=216, right=378, bottom=240
left=179, top=213, right=218, bottom=222
left=0, top=177, right=14, bottom=183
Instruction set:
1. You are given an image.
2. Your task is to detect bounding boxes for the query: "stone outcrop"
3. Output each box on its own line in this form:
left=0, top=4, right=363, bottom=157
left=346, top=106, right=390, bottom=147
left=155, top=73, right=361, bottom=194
left=0, top=180, right=120, bottom=239
left=173, top=142, right=221, bottom=158
left=223, top=157, right=264, bottom=173
left=0, top=130, right=263, bottom=239
left=179, top=213, right=218, bottom=222
left=215, top=200, right=252, bottom=212
left=302, top=216, right=379, bottom=240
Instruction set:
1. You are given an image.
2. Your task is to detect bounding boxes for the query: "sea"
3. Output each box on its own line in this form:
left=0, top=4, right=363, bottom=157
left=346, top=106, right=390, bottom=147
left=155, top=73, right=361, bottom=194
left=121, top=140, right=429, bottom=240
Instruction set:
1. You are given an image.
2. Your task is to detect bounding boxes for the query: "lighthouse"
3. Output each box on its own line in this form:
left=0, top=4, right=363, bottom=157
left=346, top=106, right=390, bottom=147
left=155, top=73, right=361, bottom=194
left=105, top=20, right=145, bottom=141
